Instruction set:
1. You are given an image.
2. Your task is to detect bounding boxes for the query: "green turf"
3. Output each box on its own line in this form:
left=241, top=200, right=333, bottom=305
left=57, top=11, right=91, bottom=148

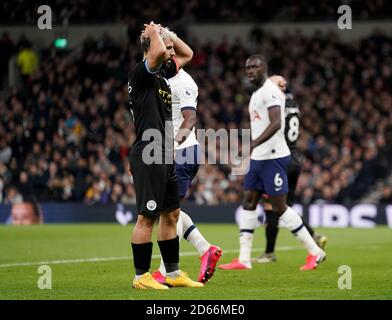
left=0, top=224, right=391, bottom=300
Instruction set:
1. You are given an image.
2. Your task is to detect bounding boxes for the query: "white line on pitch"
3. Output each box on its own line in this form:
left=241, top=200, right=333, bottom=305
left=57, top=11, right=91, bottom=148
left=0, top=246, right=299, bottom=269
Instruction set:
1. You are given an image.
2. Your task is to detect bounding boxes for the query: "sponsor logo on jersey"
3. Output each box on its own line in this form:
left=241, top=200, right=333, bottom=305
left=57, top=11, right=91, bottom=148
left=158, top=88, right=172, bottom=107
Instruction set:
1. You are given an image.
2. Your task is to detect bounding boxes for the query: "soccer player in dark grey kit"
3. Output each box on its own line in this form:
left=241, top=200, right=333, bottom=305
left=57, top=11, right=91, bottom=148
left=127, top=22, right=202, bottom=289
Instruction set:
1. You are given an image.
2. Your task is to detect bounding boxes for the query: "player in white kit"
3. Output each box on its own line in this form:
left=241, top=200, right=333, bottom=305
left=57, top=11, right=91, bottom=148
left=219, top=55, right=326, bottom=271
left=153, top=67, right=222, bottom=284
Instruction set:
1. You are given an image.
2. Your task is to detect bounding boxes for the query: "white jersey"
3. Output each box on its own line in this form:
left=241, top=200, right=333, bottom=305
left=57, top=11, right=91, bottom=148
left=249, top=78, right=291, bottom=160
left=169, top=69, right=199, bottom=150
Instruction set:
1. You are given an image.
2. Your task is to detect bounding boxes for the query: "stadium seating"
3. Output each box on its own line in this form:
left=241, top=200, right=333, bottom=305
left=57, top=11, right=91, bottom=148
left=0, top=7, right=392, bottom=206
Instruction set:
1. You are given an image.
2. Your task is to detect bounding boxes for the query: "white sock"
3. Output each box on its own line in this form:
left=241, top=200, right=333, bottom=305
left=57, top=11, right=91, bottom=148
left=181, top=210, right=210, bottom=256
left=166, top=270, right=180, bottom=278
left=158, top=258, right=166, bottom=276
left=238, top=209, right=258, bottom=268
left=280, top=206, right=322, bottom=256
left=238, top=231, right=253, bottom=268
left=177, top=212, right=183, bottom=240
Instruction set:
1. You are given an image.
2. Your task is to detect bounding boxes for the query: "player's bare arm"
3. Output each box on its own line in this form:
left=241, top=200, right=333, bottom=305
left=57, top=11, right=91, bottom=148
left=250, top=105, right=281, bottom=150
left=171, top=34, right=193, bottom=68
left=142, top=23, right=166, bottom=71
left=175, top=109, right=197, bottom=146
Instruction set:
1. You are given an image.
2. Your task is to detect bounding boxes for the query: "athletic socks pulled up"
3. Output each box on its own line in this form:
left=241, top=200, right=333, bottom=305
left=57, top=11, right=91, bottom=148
left=280, top=206, right=322, bottom=256
left=159, top=211, right=211, bottom=276
left=265, top=209, right=279, bottom=254
left=238, top=209, right=258, bottom=267
left=239, top=230, right=254, bottom=268
left=180, top=211, right=210, bottom=256
left=131, top=242, right=153, bottom=277
left=158, top=236, right=180, bottom=273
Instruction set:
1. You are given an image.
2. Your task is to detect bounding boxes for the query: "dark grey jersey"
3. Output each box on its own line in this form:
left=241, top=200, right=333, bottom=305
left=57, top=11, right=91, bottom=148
left=284, top=93, right=303, bottom=165
left=284, top=93, right=300, bottom=149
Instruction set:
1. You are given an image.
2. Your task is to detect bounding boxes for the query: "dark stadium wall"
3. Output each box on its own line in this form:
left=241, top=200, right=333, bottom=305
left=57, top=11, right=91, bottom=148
left=0, top=203, right=391, bottom=227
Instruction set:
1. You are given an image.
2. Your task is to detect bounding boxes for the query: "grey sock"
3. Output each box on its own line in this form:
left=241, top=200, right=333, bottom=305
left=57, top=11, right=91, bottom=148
left=164, top=262, right=179, bottom=273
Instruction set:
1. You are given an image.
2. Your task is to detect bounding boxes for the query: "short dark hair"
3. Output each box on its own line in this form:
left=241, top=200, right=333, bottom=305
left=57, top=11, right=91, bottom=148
left=248, top=54, right=268, bottom=66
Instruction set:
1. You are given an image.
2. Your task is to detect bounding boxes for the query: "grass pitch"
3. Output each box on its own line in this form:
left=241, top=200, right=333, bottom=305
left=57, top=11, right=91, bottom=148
left=0, top=224, right=391, bottom=300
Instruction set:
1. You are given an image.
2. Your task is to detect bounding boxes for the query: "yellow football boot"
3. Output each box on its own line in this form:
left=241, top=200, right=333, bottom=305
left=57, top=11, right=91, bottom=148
left=132, top=272, right=169, bottom=290
left=165, top=271, right=204, bottom=288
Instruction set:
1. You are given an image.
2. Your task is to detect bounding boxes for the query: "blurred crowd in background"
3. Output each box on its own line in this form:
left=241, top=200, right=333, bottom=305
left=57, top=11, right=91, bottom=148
left=1, top=0, right=392, bottom=24
left=1, top=1, right=392, bottom=207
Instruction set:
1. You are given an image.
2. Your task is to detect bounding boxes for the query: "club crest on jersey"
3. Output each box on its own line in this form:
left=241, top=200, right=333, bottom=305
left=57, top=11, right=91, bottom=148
left=146, top=200, right=157, bottom=211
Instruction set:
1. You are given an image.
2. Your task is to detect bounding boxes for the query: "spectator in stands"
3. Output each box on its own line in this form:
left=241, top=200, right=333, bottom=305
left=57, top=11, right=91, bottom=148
left=11, top=202, right=43, bottom=225
left=1, top=0, right=392, bottom=25
left=0, top=137, right=12, bottom=164
left=16, top=40, right=38, bottom=85
left=4, top=186, right=23, bottom=205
